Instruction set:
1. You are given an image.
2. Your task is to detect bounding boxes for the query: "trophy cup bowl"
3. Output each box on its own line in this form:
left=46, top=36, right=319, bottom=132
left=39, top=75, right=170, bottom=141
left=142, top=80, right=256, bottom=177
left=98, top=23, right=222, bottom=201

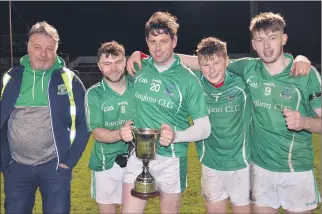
left=131, top=128, right=160, bottom=199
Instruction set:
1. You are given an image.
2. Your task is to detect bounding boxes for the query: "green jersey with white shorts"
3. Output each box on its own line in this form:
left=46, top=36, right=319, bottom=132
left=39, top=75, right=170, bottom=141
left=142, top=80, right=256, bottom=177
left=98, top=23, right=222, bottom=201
left=86, top=78, right=135, bottom=171
left=194, top=70, right=252, bottom=171
left=228, top=54, right=321, bottom=172
left=133, top=55, right=209, bottom=157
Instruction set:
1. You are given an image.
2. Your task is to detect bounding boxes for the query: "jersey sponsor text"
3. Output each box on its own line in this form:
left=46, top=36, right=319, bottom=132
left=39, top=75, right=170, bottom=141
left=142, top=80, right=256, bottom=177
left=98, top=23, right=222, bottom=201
left=105, top=119, right=128, bottom=127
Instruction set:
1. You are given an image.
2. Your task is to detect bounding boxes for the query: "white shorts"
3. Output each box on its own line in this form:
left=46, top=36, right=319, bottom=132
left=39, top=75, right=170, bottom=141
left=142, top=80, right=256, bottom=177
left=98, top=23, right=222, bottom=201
left=201, top=164, right=250, bottom=206
left=250, top=163, right=321, bottom=212
left=91, top=163, right=125, bottom=204
left=123, top=153, right=187, bottom=194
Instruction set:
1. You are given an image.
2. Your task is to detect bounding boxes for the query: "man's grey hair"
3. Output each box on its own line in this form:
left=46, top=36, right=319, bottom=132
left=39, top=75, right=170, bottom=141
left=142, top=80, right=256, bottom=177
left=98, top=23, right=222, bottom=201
left=29, top=21, right=60, bottom=47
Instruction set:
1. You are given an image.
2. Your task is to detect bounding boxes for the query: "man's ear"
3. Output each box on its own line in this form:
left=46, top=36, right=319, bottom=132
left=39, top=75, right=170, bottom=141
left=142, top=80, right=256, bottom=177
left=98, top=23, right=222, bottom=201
left=172, top=36, right=178, bottom=49
left=225, top=55, right=230, bottom=67
left=282, top=33, right=288, bottom=46
left=251, top=39, right=257, bottom=52
left=97, top=63, right=102, bottom=71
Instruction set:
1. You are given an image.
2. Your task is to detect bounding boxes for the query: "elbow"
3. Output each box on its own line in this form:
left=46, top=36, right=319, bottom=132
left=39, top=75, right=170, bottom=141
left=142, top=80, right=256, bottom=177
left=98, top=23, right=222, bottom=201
left=92, top=131, right=103, bottom=142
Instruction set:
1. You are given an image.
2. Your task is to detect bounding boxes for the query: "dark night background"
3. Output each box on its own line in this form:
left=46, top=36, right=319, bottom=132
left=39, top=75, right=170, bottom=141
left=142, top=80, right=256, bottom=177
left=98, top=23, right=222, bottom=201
left=0, top=1, right=321, bottom=64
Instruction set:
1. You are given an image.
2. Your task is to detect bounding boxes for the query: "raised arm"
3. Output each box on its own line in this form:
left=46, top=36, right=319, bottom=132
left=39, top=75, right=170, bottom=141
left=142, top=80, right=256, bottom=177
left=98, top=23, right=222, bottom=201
left=176, top=54, right=200, bottom=70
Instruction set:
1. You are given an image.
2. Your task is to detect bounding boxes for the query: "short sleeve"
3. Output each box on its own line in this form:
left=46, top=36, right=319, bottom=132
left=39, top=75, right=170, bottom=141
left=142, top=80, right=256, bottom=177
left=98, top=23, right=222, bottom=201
left=85, top=89, right=103, bottom=131
left=307, top=66, right=321, bottom=110
left=227, top=57, right=257, bottom=79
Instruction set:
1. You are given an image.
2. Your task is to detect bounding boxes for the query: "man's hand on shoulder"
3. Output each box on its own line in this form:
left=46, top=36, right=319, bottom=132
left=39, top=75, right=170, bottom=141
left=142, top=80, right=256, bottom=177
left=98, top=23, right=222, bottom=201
left=126, top=51, right=143, bottom=76
left=291, top=55, right=311, bottom=77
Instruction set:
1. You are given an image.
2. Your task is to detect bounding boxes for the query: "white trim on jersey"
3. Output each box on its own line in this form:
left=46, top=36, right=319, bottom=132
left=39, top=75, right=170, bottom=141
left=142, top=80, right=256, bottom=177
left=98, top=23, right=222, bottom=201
left=288, top=86, right=302, bottom=172
left=85, top=82, right=101, bottom=131
left=235, top=86, right=249, bottom=167
left=199, top=139, right=205, bottom=162
left=172, top=82, right=183, bottom=157
left=171, top=126, right=177, bottom=157
left=101, top=144, right=106, bottom=171
left=171, top=143, right=175, bottom=157
left=174, top=82, right=183, bottom=115
left=100, top=79, right=106, bottom=91
left=311, top=66, right=321, bottom=85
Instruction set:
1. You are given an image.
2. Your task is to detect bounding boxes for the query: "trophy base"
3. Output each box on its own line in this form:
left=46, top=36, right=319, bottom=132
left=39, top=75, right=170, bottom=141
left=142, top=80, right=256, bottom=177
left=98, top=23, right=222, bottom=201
left=131, top=189, right=160, bottom=199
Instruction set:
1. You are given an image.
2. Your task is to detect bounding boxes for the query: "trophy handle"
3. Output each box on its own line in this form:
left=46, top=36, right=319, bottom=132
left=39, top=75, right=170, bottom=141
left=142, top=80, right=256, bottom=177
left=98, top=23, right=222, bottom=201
left=132, top=131, right=136, bottom=141
left=131, top=131, right=136, bottom=147
left=128, top=131, right=136, bottom=156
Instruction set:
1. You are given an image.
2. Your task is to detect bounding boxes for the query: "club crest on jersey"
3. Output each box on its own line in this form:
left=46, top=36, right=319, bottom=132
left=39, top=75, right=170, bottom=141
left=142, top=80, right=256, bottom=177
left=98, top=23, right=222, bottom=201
left=228, top=90, right=238, bottom=101
left=57, top=84, right=67, bottom=95
left=165, top=84, right=175, bottom=96
left=280, top=85, right=293, bottom=100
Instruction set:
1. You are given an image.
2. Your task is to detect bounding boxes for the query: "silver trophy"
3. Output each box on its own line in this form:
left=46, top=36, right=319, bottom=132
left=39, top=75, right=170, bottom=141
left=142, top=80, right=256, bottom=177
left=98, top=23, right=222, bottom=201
left=131, top=128, right=160, bottom=199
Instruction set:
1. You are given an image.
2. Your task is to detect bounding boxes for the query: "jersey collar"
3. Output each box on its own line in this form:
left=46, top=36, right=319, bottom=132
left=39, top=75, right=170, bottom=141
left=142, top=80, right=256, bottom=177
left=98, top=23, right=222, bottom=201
left=146, top=54, right=181, bottom=74
left=100, top=76, right=132, bottom=97
left=260, top=53, right=294, bottom=78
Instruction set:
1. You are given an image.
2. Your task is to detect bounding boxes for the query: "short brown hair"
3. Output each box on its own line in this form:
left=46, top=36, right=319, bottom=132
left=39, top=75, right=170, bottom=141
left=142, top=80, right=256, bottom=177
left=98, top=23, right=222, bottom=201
left=196, top=37, right=227, bottom=61
left=250, top=12, right=286, bottom=34
left=97, top=41, right=125, bottom=62
left=29, top=21, right=60, bottom=48
left=145, top=11, right=179, bottom=39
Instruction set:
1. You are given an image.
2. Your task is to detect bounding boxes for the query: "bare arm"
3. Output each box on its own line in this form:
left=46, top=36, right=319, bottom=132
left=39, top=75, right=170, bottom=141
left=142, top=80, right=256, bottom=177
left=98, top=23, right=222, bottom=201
left=176, top=54, right=200, bottom=70
left=302, top=108, right=321, bottom=133
left=92, top=120, right=133, bottom=143
left=92, top=128, right=121, bottom=143
left=177, top=54, right=311, bottom=76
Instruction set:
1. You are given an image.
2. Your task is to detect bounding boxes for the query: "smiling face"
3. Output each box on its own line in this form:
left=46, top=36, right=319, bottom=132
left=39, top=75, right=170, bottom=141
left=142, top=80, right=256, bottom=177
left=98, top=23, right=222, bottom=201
left=27, top=33, right=57, bottom=70
left=97, top=54, right=125, bottom=83
left=146, top=31, right=177, bottom=66
left=252, top=29, right=287, bottom=64
left=199, top=54, right=229, bottom=85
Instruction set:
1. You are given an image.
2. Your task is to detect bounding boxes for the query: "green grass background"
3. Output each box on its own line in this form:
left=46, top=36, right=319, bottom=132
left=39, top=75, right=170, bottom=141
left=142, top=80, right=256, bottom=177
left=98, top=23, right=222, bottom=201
left=1, top=134, right=321, bottom=213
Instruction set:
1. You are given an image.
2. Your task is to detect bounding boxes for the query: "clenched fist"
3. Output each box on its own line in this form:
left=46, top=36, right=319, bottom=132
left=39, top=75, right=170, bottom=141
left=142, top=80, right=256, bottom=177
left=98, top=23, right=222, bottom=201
left=119, top=120, right=133, bottom=142
left=159, top=124, right=176, bottom=147
left=283, top=108, right=306, bottom=131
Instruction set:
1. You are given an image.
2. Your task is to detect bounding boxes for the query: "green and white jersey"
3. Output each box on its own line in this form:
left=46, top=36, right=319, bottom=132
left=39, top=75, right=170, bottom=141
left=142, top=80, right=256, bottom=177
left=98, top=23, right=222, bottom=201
left=228, top=54, right=321, bottom=172
left=133, top=55, right=209, bottom=157
left=194, top=70, right=251, bottom=171
left=85, top=77, right=135, bottom=171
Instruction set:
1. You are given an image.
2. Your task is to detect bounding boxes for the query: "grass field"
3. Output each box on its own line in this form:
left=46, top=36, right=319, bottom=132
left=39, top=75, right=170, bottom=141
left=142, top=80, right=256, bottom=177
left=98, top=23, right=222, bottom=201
left=1, top=134, right=321, bottom=213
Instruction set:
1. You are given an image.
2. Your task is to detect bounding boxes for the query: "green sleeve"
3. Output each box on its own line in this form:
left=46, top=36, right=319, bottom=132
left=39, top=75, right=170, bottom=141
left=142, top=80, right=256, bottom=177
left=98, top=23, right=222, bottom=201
left=227, top=57, right=257, bottom=78
left=307, top=66, right=321, bottom=110
left=85, top=90, right=103, bottom=131
left=186, top=76, right=209, bottom=120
